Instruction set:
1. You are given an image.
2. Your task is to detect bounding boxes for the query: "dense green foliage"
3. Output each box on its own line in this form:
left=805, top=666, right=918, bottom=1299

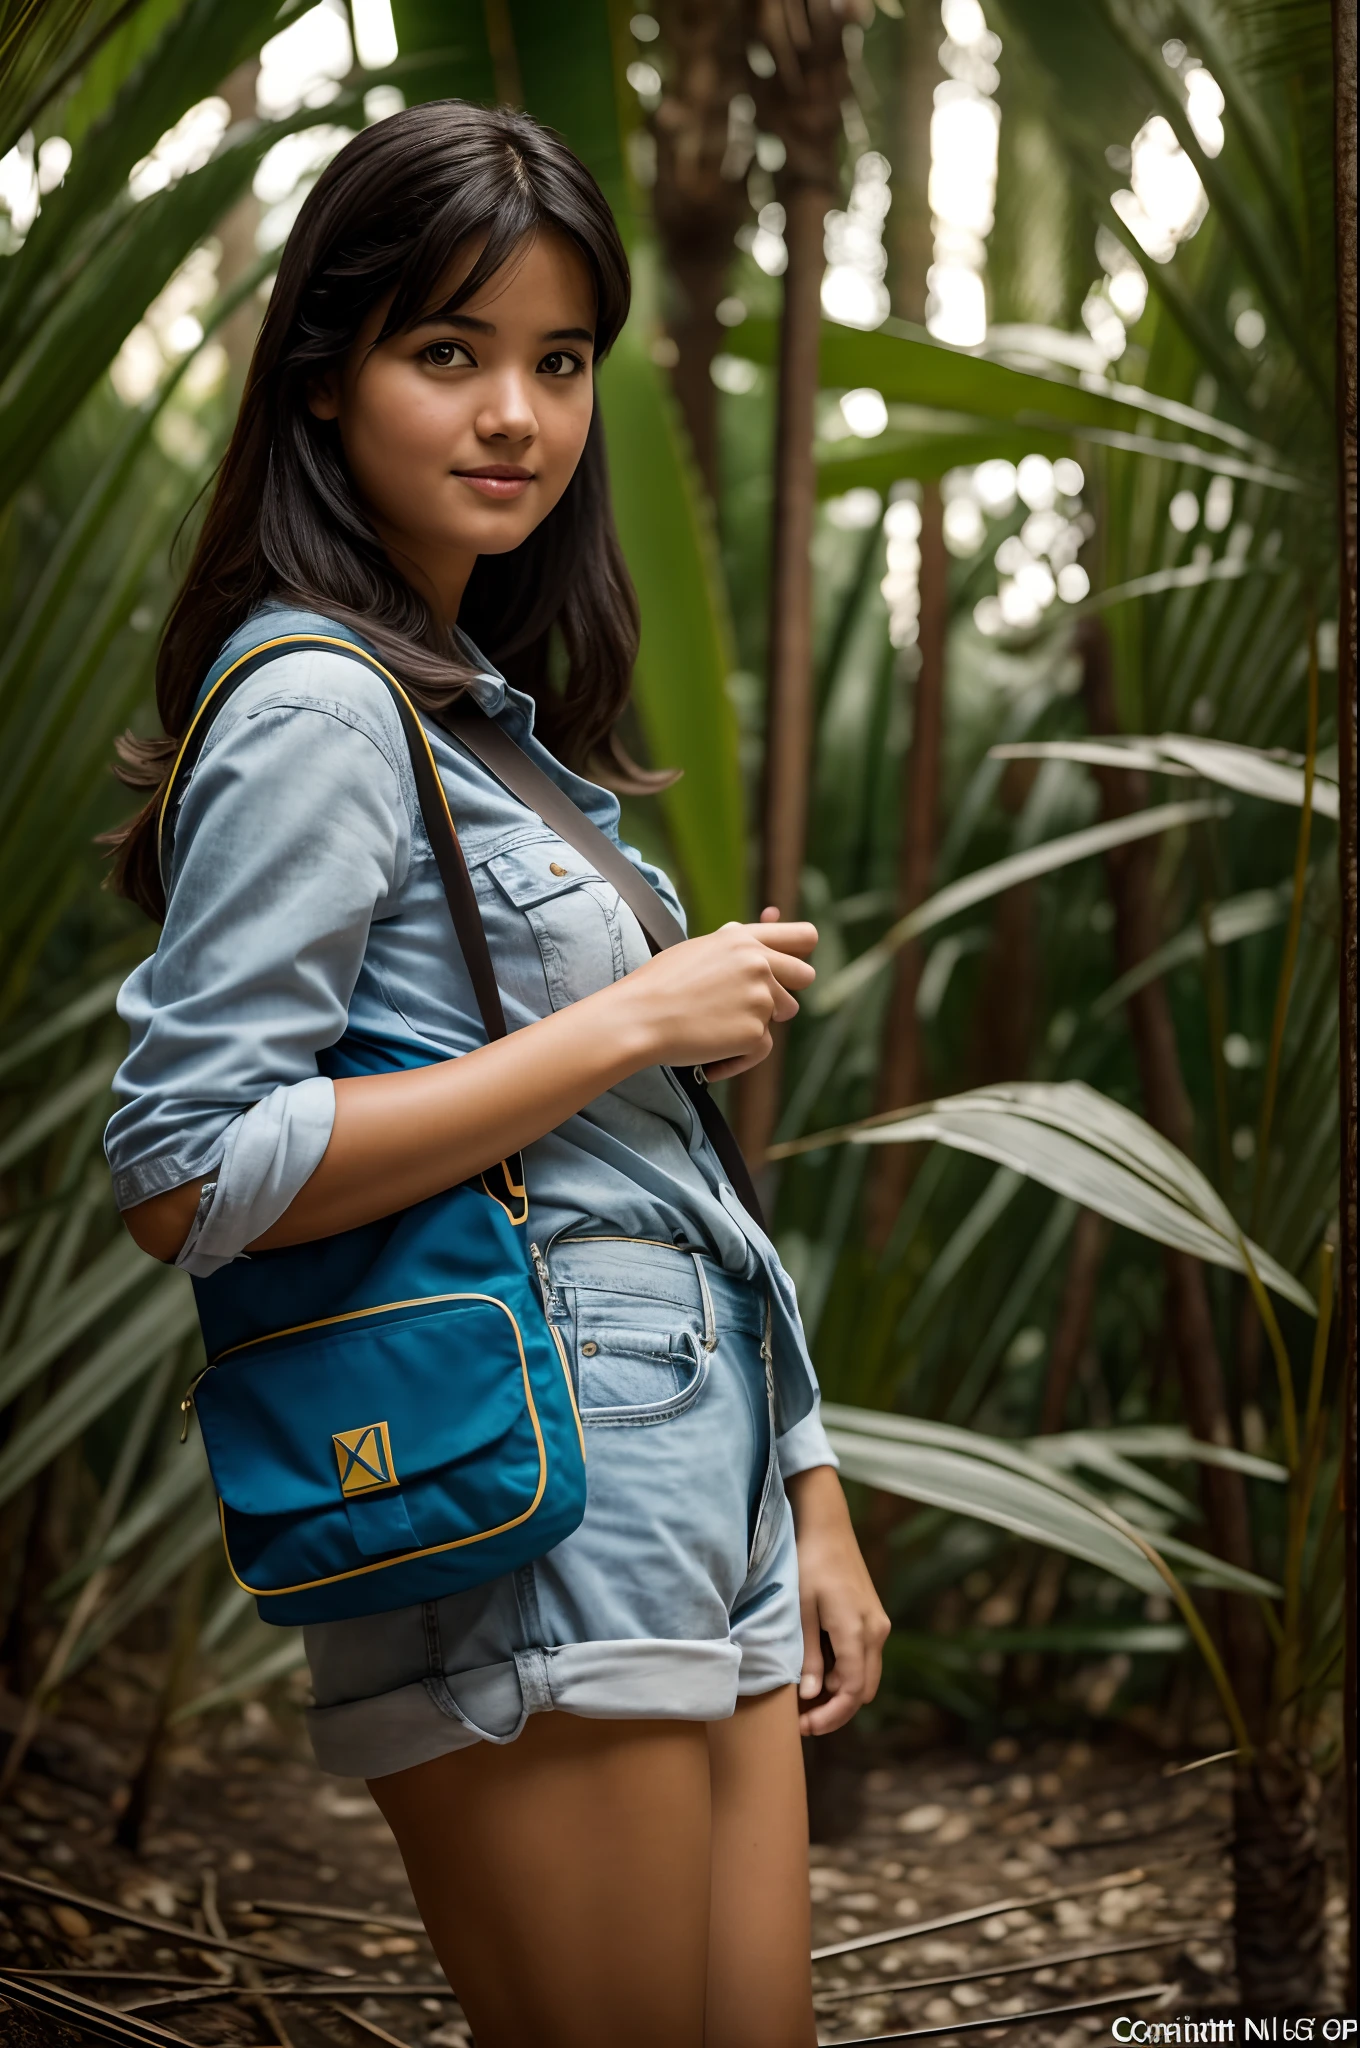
left=0, top=0, right=1343, bottom=1780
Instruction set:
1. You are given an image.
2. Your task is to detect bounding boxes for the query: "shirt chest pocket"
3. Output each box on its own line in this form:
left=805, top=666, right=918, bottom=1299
left=484, top=839, right=647, bottom=1012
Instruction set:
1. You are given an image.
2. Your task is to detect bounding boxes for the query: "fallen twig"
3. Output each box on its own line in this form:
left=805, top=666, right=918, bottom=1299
left=1, top=1970, right=215, bottom=1987
left=0, top=1867, right=350, bottom=1976
left=249, top=1897, right=425, bottom=1936
left=330, top=2003, right=417, bottom=2048
left=812, top=1865, right=1147, bottom=1961
left=813, top=1921, right=1219, bottom=2004
left=203, top=1863, right=296, bottom=2048
left=0, top=1968, right=205, bottom=2047
left=123, top=1980, right=454, bottom=2009
left=1163, top=1749, right=1239, bottom=1776
left=823, top=1980, right=1175, bottom=2044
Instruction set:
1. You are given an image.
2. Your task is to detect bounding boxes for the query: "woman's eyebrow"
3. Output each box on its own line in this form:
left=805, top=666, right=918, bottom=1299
left=414, top=310, right=495, bottom=334
left=411, top=312, right=594, bottom=345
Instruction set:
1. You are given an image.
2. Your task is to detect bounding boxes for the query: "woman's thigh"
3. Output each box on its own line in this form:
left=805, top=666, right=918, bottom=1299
left=369, top=1710, right=713, bottom=2048
left=705, top=1685, right=817, bottom=2048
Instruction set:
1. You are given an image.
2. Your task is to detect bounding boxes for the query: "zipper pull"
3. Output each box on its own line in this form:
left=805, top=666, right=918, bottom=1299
left=179, top=1367, right=208, bottom=1443
left=529, top=1242, right=555, bottom=1319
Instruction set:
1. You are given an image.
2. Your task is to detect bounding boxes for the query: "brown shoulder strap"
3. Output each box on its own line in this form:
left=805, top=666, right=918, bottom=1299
left=441, top=701, right=688, bottom=951
left=159, top=635, right=509, bottom=1048
left=440, top=699, right=769, bottom=1232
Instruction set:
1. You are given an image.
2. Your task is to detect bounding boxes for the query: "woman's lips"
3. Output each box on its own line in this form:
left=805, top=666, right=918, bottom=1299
left=452, top=468, right=533, bottom=500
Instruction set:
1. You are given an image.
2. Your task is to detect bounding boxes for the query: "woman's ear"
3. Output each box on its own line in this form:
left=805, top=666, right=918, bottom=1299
left=306, top=368, right=342, bottom=421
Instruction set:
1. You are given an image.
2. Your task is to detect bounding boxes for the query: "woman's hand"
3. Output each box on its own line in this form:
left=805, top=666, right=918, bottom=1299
left=785, top=1464, right=891, bottom=1737
left=124, top=912, right=817, bottom=1262
left=613, top=914, right=818, bottom=1081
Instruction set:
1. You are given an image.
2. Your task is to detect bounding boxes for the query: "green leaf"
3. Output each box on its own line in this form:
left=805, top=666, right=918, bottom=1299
left=726, top=316, right=1307, bottom=484
left=811, top=799, right=1228, bottom=1013
left=0, top=1272, right=197, bottom=1508
left=1091, top=884, right=1293, bottom=1018
left=1038, top=1425, right=1287, bottom=1483
left=66, top=1489, right=220, bottom=1673
left=802, top=1081, right=1315, bottom=1315
left=0, top=1052, right=118, bottom=1173
left=993, top=735, right=1340, bottom=819
left=953, top=1623, right=1189, bottom=1654
left=825, top=1404, right=1282, bottom=1598
left=0, top=973, right=126, bottom=1082
left=831, top=1431, right=1168, bottom=1594
left=172, top=1632, right=306, bottom=1722
left=56, top=1435, right=209, bottom=1588
left=0, top=1230, right=154, bottom=1409
left=816, top=424, right=1071, bottom=494
left=598, top=314, right=747, bottom=929
left=0, top=85, right=394, bottom=501
left=0, top=0, right=295, bottom=347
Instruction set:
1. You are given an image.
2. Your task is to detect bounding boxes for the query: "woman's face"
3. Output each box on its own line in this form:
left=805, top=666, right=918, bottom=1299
left=308, top=228, right=598, bottom=620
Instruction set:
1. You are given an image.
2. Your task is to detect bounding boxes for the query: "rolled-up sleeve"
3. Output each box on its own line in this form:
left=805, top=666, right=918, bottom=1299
left=105, top=662, right=413, bottom=1272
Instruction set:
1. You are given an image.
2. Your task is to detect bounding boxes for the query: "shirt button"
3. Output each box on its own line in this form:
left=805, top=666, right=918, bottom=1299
left=581, top=1341, right=598, bottom=1356
left=549, top=861, right=567, bottom=876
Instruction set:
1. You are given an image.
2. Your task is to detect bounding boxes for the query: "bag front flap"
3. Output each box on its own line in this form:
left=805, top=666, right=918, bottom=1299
left=196, top=1293, right=541, bottom=1519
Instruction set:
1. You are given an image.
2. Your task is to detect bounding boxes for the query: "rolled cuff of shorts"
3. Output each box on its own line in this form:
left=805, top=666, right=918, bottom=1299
left=307, top=1638, right=749, bottom=1780
left=775, top=1405, right=839, bottom=1480
left=175, top=1076, right=335, bottom=1277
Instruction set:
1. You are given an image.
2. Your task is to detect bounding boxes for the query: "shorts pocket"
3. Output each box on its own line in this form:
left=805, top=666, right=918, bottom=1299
left=575, top=1323, right=710, bottom=1427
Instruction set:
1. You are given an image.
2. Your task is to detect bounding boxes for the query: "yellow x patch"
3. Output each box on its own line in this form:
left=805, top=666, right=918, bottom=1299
left=332, top=1420, right=398, bottom=1497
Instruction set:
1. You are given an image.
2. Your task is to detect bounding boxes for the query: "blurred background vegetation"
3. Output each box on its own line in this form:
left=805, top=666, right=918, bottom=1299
left=0, top=0, right=1352, bottom=2010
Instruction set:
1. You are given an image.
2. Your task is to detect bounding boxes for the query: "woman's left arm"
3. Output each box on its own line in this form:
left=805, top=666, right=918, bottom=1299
left=786, top=1464, right=891, bottom=1736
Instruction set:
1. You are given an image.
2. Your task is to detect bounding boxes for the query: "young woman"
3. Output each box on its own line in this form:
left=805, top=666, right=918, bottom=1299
left=105, top=101, right=888, bottom=2048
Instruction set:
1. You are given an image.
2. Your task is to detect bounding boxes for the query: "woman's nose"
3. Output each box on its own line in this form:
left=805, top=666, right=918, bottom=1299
left=475, top=372, right=538, bottom=444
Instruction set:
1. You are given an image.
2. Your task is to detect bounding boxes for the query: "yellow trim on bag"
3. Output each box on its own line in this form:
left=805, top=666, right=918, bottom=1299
left=216, top=1291, right=554, bottom=1599
left=210, top=1287, right=513, bottom=1363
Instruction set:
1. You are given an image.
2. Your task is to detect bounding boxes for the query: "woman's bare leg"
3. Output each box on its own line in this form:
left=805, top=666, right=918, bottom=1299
left=369, top=1712, right=712, bottom=2048
left=705, top=1685, right=816, bottom=2048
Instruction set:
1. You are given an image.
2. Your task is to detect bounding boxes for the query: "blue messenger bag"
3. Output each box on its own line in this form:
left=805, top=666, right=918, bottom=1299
left=165, top=630, right=589, bottom=1627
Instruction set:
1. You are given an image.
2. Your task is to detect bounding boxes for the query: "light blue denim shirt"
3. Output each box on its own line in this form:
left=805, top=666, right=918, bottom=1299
left=105, top=606, right=834, bottom=1479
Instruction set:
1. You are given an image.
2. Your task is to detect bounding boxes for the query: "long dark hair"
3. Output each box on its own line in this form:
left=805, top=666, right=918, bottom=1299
left=110, top=100, right=640, bottom=920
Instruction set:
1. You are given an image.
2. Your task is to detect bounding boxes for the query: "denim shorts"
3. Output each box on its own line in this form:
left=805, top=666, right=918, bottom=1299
left=303, top=1237, right=804, bottom=1778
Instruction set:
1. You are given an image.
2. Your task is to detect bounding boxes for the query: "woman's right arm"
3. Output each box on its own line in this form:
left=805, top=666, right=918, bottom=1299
left=125, top=917, right=814, bottom=1261
left=119, top=660, right=815, bottom=1268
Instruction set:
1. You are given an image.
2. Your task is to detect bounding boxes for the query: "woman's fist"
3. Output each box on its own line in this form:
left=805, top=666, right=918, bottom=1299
left=614, top=917, right=818, bottom=1079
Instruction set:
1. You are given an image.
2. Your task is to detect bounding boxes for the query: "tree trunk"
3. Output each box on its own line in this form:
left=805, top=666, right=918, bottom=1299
left=1038, top=1208, right=1109, bottom=1434
left=1331, top=0, right=1358, bottom=2010
left=651, top=1, right=753, bottom=503
left=1232, top=1747, right=1327, bottom=2007
left=735, top=0, right=856, bottom=1160
left=864, top=481, right=947, bottom=1242
left=863, top=3, right=943, bottom=1247
left=1079, top=616, right=1270, bottom=1736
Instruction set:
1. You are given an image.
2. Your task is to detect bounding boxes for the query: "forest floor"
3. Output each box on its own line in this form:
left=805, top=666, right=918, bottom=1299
left=0, top=1661, right=1350, bottom=2047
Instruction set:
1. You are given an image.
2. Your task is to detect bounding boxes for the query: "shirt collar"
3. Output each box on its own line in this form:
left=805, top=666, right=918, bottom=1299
left=453, top=630, right=537, bottom=739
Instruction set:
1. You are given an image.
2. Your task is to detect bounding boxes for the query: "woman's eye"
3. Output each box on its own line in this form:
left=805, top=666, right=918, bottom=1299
left=538, top=350, right=584, bottom=378
left=423, top=340, right=474, bottom=368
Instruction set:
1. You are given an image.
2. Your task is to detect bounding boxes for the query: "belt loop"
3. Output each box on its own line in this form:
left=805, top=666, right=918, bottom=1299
left=691, top=1252, right=718, bottom=1350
